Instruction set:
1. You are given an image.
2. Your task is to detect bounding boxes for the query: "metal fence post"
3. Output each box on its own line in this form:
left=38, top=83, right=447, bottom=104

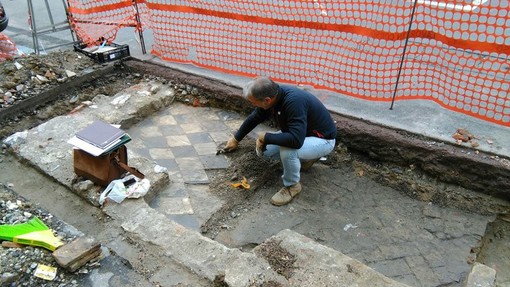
left=390, top=0, right=419, bottom=110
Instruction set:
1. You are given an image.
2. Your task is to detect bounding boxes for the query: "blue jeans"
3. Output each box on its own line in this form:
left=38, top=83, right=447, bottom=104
left=261, top=136, right=336, bottom=187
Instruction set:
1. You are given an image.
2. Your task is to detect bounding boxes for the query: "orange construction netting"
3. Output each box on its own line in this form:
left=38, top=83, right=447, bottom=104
left=0, top=33, right=17, bottom=61
left=68, top=0, right=510, bottom=126
left=67, top=0, right=142, bottom=46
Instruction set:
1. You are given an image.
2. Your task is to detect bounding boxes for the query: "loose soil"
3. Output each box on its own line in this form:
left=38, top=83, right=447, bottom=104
left=1, top=51, right=509, bottom=286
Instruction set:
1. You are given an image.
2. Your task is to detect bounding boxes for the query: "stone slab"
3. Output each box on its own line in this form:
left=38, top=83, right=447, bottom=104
left=254, top=229, right=410, bottom=287
left=464, top=263, right=496, bottom=287
left=52, top=236, right=100, bottom=269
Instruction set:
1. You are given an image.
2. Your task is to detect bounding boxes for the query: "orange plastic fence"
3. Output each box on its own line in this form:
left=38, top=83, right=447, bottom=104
left=0, top=33, right=17, bottom=61
left=67, top=0, right=140, bottom=46
left=68, top=0, right=509, bottom=126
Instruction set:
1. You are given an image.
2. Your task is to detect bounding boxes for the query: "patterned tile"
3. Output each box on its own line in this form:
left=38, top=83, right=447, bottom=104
left=148, top=148, right=175, bottom=160
left=174, top=113, right=201, bottom=124
left=175, top=157, right=204, bottom=170
left=128, top=147, right=151, bottom=159
left=171, top=146, right=198, bottom=158
left=158, top=181, right=188, bottom=197
left=142, top=136, right=169, bottom=148
left=153, top=158, right=179, bottom=172
left=127, top=104, right=243, bottom=220
left=141, top=125, right=163, bottom=137
left=187, top=132, right=213, bottom=144
left=167, top=104, right=192, bottom=115
left=200, top=120, right=229, bottom=132
left=208, top=131, right=232, bottom=143
left=126, top=129, right=143, bottom=143
left=175, top=157, right=208, bottom=183
left=155, top=114, right=177, bottom=125
left=224, top=119, right=245, bottom=130
left=217, top=110, right=241, bottom=121
left=180, top=123, right=205, bottom=133
left=134, top=117, right=156, bottom=129
left=168, top=170, right=183, bottom=183
left=125, top=137, right=145, bottom=149
left=195, top=109, right=221, bottom=121
left=199, top=154, right=230, bottom=170
left=180, top=169, right=209, bottom=184
left=159, top=124, right=184, bottom=136
left=194, top=142, right=218, bottom=156
left=166, top=135, right=191, bottom=147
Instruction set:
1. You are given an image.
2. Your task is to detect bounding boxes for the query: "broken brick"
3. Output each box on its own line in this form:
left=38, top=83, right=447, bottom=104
left=2, top=241, right=25, bottom=248
left=52, top=236, right=101, bottom=272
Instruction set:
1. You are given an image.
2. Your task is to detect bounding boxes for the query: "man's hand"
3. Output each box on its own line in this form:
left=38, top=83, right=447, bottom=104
left=255, top=132, right=266, bottom=157
left=222, top=136, right=239, bottom=152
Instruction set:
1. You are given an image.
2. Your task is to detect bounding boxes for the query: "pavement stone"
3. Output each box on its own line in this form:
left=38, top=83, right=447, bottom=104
left=212, top=162, right=494, bottom=286
left=464, top=262, right=496, bottom=287
left=264, top=230, right=410, bottom=287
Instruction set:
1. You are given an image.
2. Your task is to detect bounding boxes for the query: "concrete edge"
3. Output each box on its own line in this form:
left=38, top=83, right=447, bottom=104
left=107, top=199, right=288, bottom=286
left=261, top=229, right=411, bottom=287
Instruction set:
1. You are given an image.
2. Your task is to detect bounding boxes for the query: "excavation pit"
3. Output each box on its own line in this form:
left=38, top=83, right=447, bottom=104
left=1, top=54, right=509, bottom=287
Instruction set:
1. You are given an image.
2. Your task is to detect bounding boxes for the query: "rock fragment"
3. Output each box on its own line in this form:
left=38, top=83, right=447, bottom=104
left=52, top=236, right=101, bottom=272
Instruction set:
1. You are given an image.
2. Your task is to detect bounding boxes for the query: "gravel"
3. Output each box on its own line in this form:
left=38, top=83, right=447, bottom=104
left=0, top=179, right=94, bottom=286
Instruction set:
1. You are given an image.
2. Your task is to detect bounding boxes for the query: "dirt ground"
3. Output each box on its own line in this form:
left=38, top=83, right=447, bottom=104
left=1, top=51, right=509, bottom=286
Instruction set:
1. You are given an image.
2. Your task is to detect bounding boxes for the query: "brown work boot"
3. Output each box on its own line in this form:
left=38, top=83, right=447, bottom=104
left=301, top=158, right=319, bottom=171
left=270, top=183, right=302, bottom=206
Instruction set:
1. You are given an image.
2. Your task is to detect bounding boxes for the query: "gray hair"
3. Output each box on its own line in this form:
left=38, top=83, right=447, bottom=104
left=242, top=76, right=279, bottom=101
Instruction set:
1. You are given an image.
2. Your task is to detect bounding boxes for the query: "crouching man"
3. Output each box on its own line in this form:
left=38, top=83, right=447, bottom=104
left=223, top=76, right=337, bottom=206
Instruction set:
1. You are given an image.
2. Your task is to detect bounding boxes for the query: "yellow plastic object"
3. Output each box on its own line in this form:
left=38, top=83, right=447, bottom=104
left=34, top=264, right=58, bottom=280
left=0, top=217, right=49, bottom=241
left=230, top=177, right=250, bottom=190
left=13, top=229, right=64, bottom=251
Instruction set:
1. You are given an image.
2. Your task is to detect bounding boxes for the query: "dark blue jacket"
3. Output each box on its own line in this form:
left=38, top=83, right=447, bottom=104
left=235, top=84, right=337, bottom=149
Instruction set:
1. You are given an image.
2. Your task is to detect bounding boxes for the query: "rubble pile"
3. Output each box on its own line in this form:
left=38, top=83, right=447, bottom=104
left=0, top=50, right=97, bottom=109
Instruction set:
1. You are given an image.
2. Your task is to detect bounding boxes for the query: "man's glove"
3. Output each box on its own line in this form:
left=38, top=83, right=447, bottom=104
left=222, top=136, right=239, bottom=153
left=255, top=132, right=266, bottom=157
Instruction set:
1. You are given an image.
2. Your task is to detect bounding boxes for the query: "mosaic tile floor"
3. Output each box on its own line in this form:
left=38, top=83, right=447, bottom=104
left=126, top=103, right=252, bottom=230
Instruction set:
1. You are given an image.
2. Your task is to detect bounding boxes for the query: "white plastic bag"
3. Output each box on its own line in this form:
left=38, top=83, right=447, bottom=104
left=126, top=178, right=150, bottom=198
left=99, top=179, right=127, bottom=206
left=98, top=175, right=151, bottom=206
